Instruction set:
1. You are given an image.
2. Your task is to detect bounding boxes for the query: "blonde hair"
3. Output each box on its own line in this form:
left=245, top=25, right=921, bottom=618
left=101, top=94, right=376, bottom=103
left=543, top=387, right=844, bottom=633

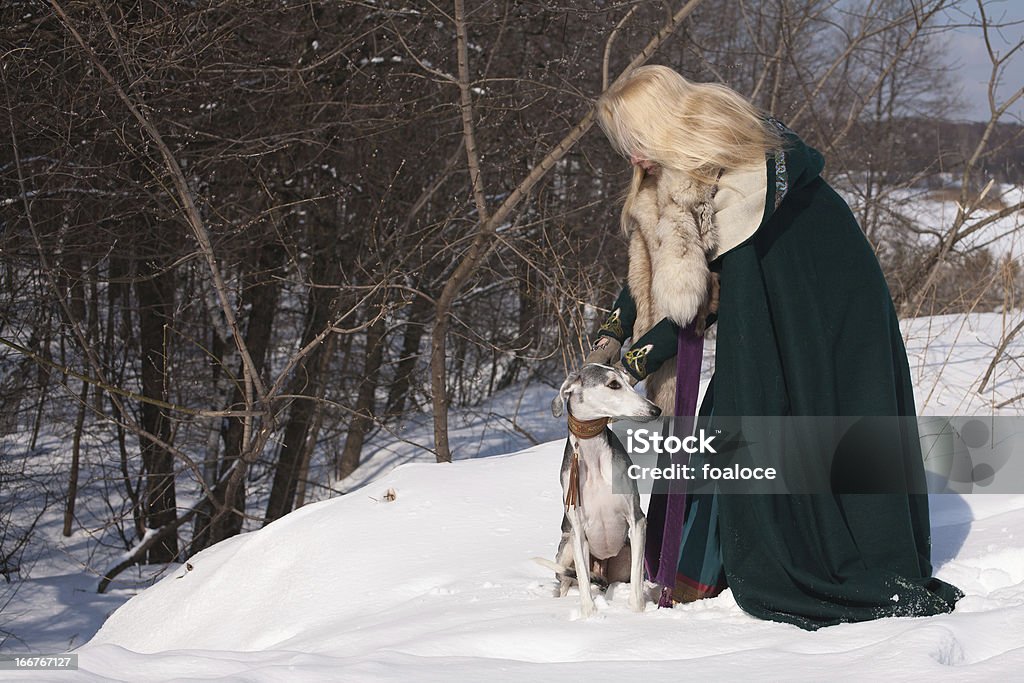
left=596, top=65, right=784, bottom=234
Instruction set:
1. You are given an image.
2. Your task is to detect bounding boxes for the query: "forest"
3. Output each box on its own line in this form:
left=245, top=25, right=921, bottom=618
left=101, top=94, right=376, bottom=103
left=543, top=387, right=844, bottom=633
left=1, top=0, right=1022, bottom=595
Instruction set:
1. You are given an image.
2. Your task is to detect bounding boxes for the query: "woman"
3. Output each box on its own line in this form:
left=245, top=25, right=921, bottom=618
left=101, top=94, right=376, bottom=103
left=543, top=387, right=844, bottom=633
left=585, top=65, right=962, bottom=629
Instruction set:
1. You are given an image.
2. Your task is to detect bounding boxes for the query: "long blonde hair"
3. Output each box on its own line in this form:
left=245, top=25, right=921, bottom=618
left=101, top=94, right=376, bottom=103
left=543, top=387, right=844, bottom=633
left=596, top=65, right=784, bottom=234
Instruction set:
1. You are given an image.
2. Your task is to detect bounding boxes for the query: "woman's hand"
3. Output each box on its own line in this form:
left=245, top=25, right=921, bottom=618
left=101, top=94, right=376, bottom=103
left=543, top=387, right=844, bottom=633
left=585, top=336, right=621, bottom=366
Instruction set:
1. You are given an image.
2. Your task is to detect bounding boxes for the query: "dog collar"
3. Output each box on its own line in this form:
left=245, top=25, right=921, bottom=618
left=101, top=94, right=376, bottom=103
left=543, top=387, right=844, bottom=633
left=567, top=413, right=609, bottom=439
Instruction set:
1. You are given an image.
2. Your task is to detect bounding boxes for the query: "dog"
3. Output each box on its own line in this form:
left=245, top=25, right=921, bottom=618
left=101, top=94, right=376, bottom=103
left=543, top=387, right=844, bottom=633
left=546, top=363, right=661, bottom=617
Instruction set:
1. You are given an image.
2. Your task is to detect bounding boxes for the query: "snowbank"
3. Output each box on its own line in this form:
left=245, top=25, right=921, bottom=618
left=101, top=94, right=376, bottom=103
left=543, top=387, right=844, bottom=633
left=71, top=450, right=1024, bottom=680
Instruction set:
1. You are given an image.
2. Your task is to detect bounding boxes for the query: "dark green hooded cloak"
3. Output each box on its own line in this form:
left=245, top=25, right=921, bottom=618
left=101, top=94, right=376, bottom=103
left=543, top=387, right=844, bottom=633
left=596, top=123, right=963, bottom=629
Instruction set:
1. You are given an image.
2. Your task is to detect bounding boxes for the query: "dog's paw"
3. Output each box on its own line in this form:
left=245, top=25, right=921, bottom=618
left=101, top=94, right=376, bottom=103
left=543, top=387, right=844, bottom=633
left=573, top=601, right=601, bottom=621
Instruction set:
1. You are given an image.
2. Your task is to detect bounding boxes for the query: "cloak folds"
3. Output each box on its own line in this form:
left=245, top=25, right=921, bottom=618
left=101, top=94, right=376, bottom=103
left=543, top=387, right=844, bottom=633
left=597, top=124, right=963, bottom=629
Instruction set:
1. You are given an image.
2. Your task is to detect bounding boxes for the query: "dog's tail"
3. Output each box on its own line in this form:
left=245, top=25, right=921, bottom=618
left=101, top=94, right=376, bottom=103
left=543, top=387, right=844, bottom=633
left=532, top=556, right=571, bottom=577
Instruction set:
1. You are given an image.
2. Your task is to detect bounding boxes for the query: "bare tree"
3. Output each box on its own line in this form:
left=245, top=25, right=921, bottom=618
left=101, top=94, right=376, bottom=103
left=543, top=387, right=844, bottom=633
left=897, top=1, right=1024, bottom=315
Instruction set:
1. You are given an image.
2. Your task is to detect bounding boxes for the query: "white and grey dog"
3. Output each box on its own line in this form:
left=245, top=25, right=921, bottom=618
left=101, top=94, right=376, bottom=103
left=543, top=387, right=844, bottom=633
left=546, top=363, right=661, bottom=617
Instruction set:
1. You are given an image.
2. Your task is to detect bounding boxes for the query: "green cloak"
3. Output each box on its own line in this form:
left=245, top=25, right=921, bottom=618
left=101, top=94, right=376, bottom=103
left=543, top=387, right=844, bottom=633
left=707, top=125, right=962, bottom=629
left=596, top=122, right=963, bottom=629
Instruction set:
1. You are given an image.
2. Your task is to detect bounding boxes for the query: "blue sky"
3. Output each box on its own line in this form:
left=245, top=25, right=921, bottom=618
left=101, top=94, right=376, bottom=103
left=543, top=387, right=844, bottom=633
left=943, top=0, right=1023, bottom=122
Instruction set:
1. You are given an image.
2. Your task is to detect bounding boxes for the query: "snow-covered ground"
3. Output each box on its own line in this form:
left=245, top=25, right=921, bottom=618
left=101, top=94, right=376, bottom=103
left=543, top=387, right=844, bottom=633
left=895, top=183, right=1024, bottom=262
left=1, top=310, right=1022, bottom=680
left=66, top=457, right=1024, bottom=681
left=838, top=181, right=1024, bottom=264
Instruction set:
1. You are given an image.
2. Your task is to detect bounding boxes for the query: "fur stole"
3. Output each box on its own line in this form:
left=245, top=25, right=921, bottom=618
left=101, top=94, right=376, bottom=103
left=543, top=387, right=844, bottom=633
left=625, top=167, right=718, bottom=413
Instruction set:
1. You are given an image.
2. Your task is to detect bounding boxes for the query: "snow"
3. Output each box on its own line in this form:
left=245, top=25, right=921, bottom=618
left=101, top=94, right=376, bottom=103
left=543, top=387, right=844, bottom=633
left=903, top=313, right=1023, bottom=413
left=331, top=382, right=568, bottom=495
left=856, top=183, right=1023, bottom=263
left=2, top=311, right=1024, bottom=680
left=64, top=458, right=1024, bottom=680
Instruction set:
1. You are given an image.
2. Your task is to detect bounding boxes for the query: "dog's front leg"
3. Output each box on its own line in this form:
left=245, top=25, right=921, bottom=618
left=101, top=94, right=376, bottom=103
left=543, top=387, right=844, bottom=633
left=554, top=530, right=574, bottom=597
left=567, top=506, right=597, bottom=618
left=628, top=515, right=647, bottom=612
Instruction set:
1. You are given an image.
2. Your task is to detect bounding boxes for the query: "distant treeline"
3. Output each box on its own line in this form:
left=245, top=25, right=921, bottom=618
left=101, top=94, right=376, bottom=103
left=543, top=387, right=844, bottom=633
left=836, top=118, right=1024, bottom=187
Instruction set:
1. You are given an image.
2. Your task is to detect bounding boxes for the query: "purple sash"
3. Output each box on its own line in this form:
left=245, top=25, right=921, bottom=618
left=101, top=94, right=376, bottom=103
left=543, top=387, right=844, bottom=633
left=644, top=320, right=704, bottom=606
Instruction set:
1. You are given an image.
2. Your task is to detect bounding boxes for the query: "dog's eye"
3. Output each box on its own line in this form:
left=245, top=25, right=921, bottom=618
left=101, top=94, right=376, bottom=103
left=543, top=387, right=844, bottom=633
left=608, top=380, right=621, bottom=390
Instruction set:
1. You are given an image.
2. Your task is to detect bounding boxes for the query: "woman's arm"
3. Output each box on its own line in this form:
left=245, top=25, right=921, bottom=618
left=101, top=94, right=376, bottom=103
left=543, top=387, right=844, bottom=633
left=595, top=284, right=637, bottom=345
left=621, top=317, right=680, bottom=382
left=589, top=283, right=714, bottom=379
left=585, top=284, right=637, bottom=365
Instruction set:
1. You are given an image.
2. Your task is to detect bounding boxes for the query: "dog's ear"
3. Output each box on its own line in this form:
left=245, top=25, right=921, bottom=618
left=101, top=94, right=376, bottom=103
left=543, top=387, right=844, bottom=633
left=551, top=371, right=581, bottom=417
left=551, top=393, right=564, bottom=418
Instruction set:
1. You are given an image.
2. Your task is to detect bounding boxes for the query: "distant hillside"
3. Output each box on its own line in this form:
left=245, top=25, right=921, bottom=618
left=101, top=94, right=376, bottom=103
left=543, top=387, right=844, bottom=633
left=830, top=118, right=1024, bottom=187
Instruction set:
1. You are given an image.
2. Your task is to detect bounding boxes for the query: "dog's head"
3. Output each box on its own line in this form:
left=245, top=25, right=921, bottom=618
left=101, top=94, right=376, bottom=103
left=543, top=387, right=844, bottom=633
left=551, top=364, right=661, bottom=421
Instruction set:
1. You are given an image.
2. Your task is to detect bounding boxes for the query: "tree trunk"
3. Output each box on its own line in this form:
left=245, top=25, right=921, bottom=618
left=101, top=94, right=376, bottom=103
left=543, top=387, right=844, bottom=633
left=135, top=263, right=178, bottom=563
left=107, top=256, right=144, bottom=539
left=62, top=254, right=88, bottom=538
left=496, top=261, right=538, bottom=391
left=191, top=242, right=283, bottom=554
left=264, top=271, right=336, bottom=523
left=385, top=296, right=430, bottom=419
left=337, top=315, right=387, bottom=480
left=63, top=378, right=88, bottom=537
left=293, top=334, right=335, bottom=510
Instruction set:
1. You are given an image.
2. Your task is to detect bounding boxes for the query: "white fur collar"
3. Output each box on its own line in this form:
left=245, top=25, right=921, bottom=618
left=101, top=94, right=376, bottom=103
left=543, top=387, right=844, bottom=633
left=625, top=167, right=717, bottom=330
